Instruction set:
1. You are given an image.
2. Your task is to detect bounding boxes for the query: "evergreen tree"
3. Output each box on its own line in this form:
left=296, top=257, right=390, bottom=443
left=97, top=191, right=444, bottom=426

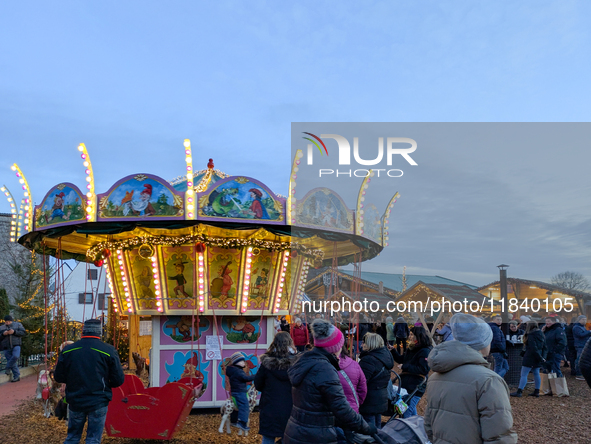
left=0, top=288, right=10, bottom=319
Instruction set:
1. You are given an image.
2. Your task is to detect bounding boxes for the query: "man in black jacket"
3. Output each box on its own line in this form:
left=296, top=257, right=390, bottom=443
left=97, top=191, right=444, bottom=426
left=0, top=315, right=27, bottom=382
left=543, top=317, right=567, bottom=377
left=488, top=315, right=508, bottom=378
left=54, top=319, right=125, bottom=444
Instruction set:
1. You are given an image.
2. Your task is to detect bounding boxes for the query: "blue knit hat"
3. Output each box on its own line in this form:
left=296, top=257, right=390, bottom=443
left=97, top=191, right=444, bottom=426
left=450, top=313, right=493, bottom=351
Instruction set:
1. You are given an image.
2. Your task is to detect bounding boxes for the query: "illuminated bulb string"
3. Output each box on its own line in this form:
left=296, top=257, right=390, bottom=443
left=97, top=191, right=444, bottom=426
left=241, top=247, right=253, bottom=313
left=274, top=251, right=290, bottom=313
left=77, top=144, right=96, bottom=221
left=104, top=263, right=118, bottom=313
left=116, top=250, right=133, bottom=313
left=10, top=164, right=32, bottom=232
left=184, top=139, right=195, bottom=219
left=198, top=253, right=205, bottom=312
left=1, top=185, right=18, bottom=241
left=151, top=256, right=163, bottom=312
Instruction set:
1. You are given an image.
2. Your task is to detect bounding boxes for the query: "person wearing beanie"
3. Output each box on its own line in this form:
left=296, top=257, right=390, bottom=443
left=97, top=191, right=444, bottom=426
left=0, top=315, right=26, bottom=382
left=54, top=318, right=125, bottom=443
left=510, top=320, right=547, bottom=397
left=284, top=319, right=376, bottom=444
left=358, top=332, right=394, bottom=428
left=224, top=351, right=256, bottom=432
left=573, top=315, right=591, bottom=380
left=424, top=313, right=518, bottom=444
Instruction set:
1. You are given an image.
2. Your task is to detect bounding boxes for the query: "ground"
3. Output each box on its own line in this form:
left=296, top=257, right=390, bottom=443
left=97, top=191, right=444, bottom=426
left=1, top=369, right=589, bottom=443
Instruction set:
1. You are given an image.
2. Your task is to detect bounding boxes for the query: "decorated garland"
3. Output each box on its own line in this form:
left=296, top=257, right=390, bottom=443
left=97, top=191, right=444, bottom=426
left=87, top=234, right=324, bottom=263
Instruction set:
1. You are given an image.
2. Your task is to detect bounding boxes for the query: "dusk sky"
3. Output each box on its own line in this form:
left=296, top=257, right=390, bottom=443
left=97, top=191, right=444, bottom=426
left=1, top=2, right=590, bottom=286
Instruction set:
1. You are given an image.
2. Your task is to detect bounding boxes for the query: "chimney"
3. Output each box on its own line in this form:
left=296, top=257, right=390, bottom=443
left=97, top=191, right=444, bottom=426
left=497, top=264, right=509, bottom=332
left=378, top=281, right=384, bottom=294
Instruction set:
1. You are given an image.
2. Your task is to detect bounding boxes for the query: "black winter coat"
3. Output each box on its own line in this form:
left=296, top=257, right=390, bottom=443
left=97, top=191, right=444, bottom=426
left=390, top=345, right=431, bottom=396
left=544, top=323, right=567, bottom=355
left=488, top=323, right=506, bottom=353
left=579, top=337, right=591, bottom=389
left=54, top=337, right=125, bottom=413
left=521, top=329, right=547, bottom=368
left=226, top=364, right=255, bottom=394
left=0, top=321, right=26, bottom=350
left=393, top=322, right=409, bottom=339
left=359, top=347, right=394, bottom=415
left=254, top=353, right=297, bottom=438
left=566, top=324, right=576, bottom=349
left=284, top=347, right=370, bottom=444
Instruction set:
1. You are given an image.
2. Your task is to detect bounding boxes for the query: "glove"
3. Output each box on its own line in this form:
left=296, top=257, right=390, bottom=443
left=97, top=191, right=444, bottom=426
left=366, top=423, right=378, bottom=436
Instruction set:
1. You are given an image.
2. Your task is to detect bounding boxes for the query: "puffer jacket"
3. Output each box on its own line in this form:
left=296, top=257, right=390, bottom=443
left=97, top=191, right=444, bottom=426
left=393, top=319, right=409, bottom=339
left=337, top=354, right=367, bottom=413
left=565, top=323, right=576, bottom=349
left=291, top=324, right=309, bottom=347
left=488, top=323, right=506, bottom=353
left=254, top=353, right=297, bottom=438
left=521, top=328, right=547, bottom=368
left=573, top=323, right=591, bottom=349
left=359, top=346, right=394, bottom=415
left=225, top=364, right=255, bottom=394
left=579, top=337, right=591, bottom=389
left=0, top=321, right=26, bottom=350
left=284, top=347, right=371, bottom=444
left=543, top=322, right=567, bottom=355
left=424, top=341, right=518, bottom=444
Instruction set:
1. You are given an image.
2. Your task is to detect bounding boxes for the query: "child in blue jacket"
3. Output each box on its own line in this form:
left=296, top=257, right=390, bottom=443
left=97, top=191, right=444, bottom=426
left=225, top=352, right=256, bottom=431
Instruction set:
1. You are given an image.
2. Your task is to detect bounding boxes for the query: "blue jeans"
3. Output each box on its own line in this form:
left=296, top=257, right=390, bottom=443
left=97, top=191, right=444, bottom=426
left=362, top=414, right=381, bottom=429
left=262, top=436, right=278, bottom=444
left=232, top=392, right=250, bottom=426
left=518, top=366, right=541, bottom=390
left=492, top=352, right=509, bottom=378
left=575, top=346, right=585, bottom=375
left=4, top=345, right=20, bottom=379
left=402, top=395, right=421, bottom=418
left=65, top=405, right=108, bottom=444
left=547, top=351, right=563, bottom=377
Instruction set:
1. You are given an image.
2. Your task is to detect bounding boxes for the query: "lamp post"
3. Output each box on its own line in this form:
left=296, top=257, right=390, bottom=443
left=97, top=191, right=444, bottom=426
left=498, top=264, right=509, bottom=332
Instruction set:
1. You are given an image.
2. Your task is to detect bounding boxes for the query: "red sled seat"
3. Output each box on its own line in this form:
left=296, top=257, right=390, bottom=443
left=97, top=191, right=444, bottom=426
left=106, top=375, right=195, bottom=440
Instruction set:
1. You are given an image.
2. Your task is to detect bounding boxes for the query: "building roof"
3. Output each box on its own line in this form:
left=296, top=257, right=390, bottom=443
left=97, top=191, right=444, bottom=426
left=339, top=270, right=478, bottom=292
left=478, top=278, right=591, bottom=300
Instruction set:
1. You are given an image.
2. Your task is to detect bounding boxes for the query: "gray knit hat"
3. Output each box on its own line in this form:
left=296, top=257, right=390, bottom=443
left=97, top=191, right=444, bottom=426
left=82, top=319, right=102, bottom=337
left=450, top=313, right=493, bottom=351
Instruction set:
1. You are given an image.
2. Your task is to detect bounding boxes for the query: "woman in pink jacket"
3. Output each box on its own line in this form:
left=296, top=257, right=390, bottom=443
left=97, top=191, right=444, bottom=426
left=336, top=345, right=368, bottom=443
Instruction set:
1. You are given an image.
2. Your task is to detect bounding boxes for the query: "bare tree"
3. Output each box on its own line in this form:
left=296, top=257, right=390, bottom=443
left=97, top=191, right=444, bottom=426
left=551, top=271, right=590, bottom=292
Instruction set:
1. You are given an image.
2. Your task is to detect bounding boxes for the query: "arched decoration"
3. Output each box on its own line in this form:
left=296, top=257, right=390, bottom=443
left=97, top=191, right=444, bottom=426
left=295, top=187, right=354, bottom=233
left=355, top=171, right=374, bottom=236
left=381, top=192, right=400, bottom=247
left=34, top=182, right=86, bottom=229
left=362, top=203, right=383, bottom=244
left=97, top=174, right=184, bottom=221
left=197, top=176, right=285, bottom=224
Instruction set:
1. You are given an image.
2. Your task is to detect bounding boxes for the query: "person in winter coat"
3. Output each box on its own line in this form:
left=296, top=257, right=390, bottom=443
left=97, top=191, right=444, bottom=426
left=434, top=322, right=453, bottom=343
left=225, top=352, right=256, bottom=432
left=565, top=316, right=578, bottom=376
left=393, top=317, right=410, bottom=354
left=255, top=332, right=298, bottom=444
left=573, top=315, right=591, bottom=380
left=335, top=345, right=368, bottom=444
left=280, top=316, right=291, bottom=333
left=284, top=319, right=375, bottom=444
left=54, top=319, right=125, bottom=444
left=507, top=321, right=524, bottom=341
left=385, top=317, right=395, bottom=346
left=359, top=333, right=394, bottom=429
left=424, top=313, right=518, bottom=444
left=543, top=316, right=567, bottom=377
left=511, top=320, right=547, bottom=397
left=489, top=315, right=509, bottom=378
left=389, top=326, right=432, bottom=417
left=0, top=315, right=27, bottom=382
left=290, top=318, right=309, bottom=353
left=578, top=337, right=591, bottom=389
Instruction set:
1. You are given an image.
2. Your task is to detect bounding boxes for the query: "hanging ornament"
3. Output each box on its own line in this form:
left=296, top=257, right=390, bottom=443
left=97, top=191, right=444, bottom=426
left=195, top=242, right=206, bottom=253
left=102, top=248, right=111, bottom=258
left=291, top=250, right=298, bottom=259
left=94, top=259, right=104, bottom=267
left=252, top=247, right=260, bottom=255
left=138, top=243, right=155, bottom=259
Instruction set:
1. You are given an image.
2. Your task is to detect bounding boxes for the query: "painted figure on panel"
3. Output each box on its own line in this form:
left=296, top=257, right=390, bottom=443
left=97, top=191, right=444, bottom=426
left=37, top=185, right=85, bottom=227
left=163, top=316, right=210, bottom=343
left=169, top=261, right=190, bottom=297
left=221, top=316, right=261, bottom=344
left=122, top=184, right=156, bottom=216
left=211, top=261, right=233, bottom=298
left=252, top=268, right=269, bottom=297
left=138, top=265, right=154, bottom=298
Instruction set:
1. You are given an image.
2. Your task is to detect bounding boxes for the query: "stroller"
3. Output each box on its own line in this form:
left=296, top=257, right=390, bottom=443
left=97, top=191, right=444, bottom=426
left=353, top=370, right=431, bottom=444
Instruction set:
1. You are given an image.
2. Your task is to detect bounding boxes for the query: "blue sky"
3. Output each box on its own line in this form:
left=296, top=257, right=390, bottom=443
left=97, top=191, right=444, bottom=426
left=1, top=1, right=590, bottom=285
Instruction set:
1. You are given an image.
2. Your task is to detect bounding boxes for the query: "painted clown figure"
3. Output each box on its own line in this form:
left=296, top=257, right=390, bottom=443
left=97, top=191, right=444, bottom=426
left=122, top=183, right=157, bottom=216
left=47, top=192, right=71, bottom=222
left=247, top=188, right=269, bottom=219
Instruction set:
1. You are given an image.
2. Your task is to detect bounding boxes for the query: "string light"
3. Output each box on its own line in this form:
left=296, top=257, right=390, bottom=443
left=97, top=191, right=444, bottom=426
left=77, top=143, right=96, bottom=221
left=10, top=163, right=32, bottom=232
left=104, top=263, right=118, bottom=313
left=151, top=256, right=163, bottom=313
left=381, top=192, right=400, bottom=247
left=273, top=251, right=290, bottom=314
left=355, top=170, right=374, bottom=236
left=241, top=247, right=253, bottom=313
left=116, top=250, right=133, bottom=314
left=294, top=259, right=310, bottom=311
left=87, top=234, right=324, bottom=263
left=1, top=185, right=18, bottom=241
left=183, top=139, right=195, bottom=219
left=198, top=251, right=205, bottom=312
left=287, top=149, right=303, bottom=225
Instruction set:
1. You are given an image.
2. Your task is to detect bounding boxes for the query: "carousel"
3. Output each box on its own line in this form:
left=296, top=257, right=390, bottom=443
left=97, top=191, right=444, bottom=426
left=7, top=140, right=399, bottom=439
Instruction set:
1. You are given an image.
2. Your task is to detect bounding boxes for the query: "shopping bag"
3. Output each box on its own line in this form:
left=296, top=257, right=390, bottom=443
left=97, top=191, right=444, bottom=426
left=540, top=372, right=555, bottom=395
left=549, top=376, right=569, bottom=397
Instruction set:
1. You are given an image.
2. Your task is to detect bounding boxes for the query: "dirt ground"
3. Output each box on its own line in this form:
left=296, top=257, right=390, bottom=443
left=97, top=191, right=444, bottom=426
left=1, top=371, right=589, bottom=444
